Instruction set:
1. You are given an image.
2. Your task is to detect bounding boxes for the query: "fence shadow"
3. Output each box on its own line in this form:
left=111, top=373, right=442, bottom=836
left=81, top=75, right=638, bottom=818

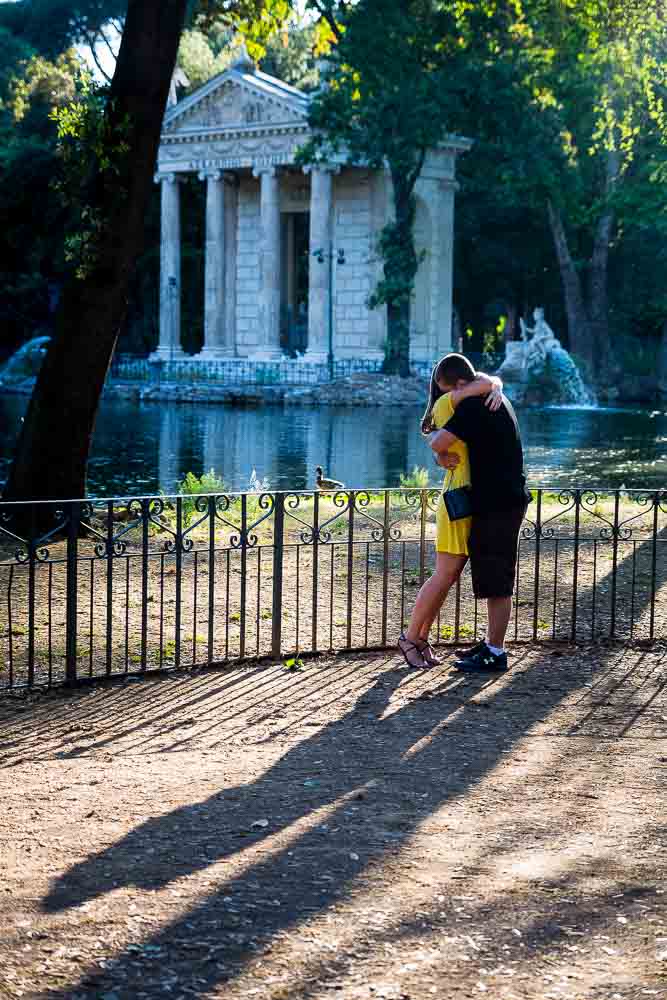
left=31, top=525, right=666, bottom=998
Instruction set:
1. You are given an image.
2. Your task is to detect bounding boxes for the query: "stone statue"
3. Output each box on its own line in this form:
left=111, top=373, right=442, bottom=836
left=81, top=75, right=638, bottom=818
left=496, top=307, right=596, bottom=406
left=519, top=307, right=561, bottom=368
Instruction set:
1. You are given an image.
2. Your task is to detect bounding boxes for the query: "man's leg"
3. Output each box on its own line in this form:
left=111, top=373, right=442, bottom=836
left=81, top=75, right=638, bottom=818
left=455, top=507, right=525, bottom=671
left=486, top=596, right=512, bottom=650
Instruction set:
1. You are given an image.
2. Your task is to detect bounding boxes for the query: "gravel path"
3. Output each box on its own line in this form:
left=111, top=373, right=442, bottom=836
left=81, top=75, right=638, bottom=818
left=0, top=642, right=666, bottom=999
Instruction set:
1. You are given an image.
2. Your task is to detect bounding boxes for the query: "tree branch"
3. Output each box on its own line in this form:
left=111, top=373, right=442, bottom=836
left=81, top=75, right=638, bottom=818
left=308, top=0, right=343, bottom=41
left=98, top=25, right=119, bottom=63
left=83, top=30, right=112, bottom=83
left=407, top=146, right=427, bottom=193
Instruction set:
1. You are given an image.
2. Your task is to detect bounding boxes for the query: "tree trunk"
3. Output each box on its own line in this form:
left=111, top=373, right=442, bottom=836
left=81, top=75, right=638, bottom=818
left=384, top=300, right=412, bottom=377
left=658, top=320, right=667, bottom=398
left=504, top=302, right=517, bottom=343
left=3, top=0, right=188, bottom=505
left=588, top=149, right=620, bottom=375
left=589, top=208, right=614, bottom=373
left=547, top=199, right=594, bottom=368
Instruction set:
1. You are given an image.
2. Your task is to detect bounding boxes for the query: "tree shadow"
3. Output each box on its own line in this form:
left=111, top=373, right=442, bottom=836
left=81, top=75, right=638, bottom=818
left=30, top=528, right=667, bottom=998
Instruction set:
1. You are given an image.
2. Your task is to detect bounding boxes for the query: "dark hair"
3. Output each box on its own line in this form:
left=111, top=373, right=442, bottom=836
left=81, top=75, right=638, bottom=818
left=420, top=353, right=476, bottom=434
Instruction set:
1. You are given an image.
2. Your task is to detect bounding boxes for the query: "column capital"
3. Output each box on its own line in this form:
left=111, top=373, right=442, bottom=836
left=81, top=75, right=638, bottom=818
left=154, top=171, right=186, bottom=185
left=252, top=164, right=278, bottom=179
left=302, top=162, right=341, bottom=176
left=198, top=168, right=224, bottom=183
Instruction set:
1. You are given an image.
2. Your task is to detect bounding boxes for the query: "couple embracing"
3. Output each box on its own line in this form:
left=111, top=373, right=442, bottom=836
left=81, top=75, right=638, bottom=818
left=399, top=353, right=531, bottom=673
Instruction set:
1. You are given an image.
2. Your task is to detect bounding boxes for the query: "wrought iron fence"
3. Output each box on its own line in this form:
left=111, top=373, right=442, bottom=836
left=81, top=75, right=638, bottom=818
left=108, top=353, right=503, bottom=387
left=1, top=487, right=665, bottom=692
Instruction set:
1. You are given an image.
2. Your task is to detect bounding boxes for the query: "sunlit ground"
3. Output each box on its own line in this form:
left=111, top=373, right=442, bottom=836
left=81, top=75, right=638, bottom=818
left=0, top=641, right=665, bottom=999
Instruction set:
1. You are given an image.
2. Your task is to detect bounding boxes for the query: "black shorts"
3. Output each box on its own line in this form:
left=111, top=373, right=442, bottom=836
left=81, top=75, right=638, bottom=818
left=469, top=506, right=526, bottom=599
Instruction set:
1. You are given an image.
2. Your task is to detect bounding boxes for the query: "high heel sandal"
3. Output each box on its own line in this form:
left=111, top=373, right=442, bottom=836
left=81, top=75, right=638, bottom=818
left=398, top=632, right=427, bottom=668
left=417, top=639, right=442, bottom=666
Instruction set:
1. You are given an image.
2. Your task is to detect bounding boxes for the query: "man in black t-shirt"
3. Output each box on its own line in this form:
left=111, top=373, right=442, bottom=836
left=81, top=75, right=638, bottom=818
left=430, top=386, right=530, bottom=673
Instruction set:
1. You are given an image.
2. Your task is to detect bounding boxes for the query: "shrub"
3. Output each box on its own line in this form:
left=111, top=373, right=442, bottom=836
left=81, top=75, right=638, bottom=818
left=177, top=468, right=226, bottom=524
left=399, top=465, right=429, bottom=489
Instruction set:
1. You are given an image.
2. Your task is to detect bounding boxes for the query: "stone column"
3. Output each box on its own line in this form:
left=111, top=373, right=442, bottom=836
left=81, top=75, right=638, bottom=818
left=252, top=165, right=282, bottom=358
left=199, top=170, right=232, bottom=359
left=224, top=174, right=239, bottom=359
left=305, top=165, right=336, bottom=362
left=151, top=173, right=186, bottom=362
left=434, top=178, right=458, bottom=356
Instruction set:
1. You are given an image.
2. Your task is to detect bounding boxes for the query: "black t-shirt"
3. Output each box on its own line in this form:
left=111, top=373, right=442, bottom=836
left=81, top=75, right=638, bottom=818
left=444, top=396, right=530, bottom=514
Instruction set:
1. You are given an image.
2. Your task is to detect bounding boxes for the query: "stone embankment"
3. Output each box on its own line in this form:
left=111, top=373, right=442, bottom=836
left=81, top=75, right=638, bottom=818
left=104, top=373, right=429, bottom=407
left=2, top=371, right=663, bottom=406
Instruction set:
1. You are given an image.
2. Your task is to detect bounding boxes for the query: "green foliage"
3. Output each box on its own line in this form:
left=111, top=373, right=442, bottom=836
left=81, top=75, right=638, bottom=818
left=399, top=465, right=430, bottom=489
left=259, top=20, right=320, bottom=91
left=176, top=469, right=226, bottom=524
left=193, top=0, right=292, bottom=55
left=178, top=27, right=234, bottom=88
left=451, top=0, right=667, bottom=361
left=0, top=40, right=85, bottom=352
left=10, top=51, right=80, bottom=125
left=1, top=1, right=126, bottom=60
left=49, top=76, right=134, bottom=277
left=2, top=0, right=667, bottom=375
left=614, top=334, right=659, bottom=377
left=283, top=653, right=305, bottom=670
left=302, top=0, right=474, bottom=374
left=439, top=623, right=475, bottom=640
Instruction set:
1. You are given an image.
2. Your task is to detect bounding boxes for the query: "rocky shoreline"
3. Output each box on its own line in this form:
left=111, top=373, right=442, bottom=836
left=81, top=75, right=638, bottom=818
left=0, top=370, right=662, bottom=406
left=0, top=373, right=431, bottom=407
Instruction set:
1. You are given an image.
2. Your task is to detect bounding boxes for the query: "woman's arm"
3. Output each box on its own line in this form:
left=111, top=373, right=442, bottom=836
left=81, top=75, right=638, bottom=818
left=450, top=373, right=503, bottom=412
left=426, top=431, right=460, bottom=469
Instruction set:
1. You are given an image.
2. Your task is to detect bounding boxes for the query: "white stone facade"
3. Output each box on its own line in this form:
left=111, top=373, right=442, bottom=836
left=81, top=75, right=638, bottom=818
left=153, top=51, right=470, bottom=365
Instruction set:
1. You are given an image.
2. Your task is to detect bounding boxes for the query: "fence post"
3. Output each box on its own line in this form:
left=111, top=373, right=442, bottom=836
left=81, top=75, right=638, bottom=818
left=570, top=490, right=581, bottom=643
left=609, top=490, right=620, bottom=638
left=65, top=500, right=79, bottom=685
left=532, top=490, right=542, bottom=641
left=272, top=492, right=285, bottom=659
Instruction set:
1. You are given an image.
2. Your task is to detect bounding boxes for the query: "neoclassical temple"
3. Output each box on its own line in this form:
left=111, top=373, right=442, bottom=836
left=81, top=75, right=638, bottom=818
left=153, top=48, right=471, bottom=364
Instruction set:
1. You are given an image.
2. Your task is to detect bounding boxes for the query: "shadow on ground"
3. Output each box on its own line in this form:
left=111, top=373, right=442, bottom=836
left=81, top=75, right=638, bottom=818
left=0, top=539, right=665, bottom=999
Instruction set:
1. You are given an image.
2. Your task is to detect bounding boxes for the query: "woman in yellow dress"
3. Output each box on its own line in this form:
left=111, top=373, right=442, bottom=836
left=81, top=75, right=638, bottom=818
left=398, top=354, right=502, bottom=668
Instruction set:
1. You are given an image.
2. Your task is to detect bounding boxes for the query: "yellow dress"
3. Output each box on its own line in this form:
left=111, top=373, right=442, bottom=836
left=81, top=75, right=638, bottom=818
left=432, top=393, right=472, bottom=555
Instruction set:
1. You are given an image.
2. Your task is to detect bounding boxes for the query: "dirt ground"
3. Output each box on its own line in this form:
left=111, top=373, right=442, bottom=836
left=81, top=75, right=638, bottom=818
left=0, top=641, right=666, bottom=1000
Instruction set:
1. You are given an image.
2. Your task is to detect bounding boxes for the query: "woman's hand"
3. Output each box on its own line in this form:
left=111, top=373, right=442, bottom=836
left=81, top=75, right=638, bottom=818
left=451, top=372, right=503, bottom=409
left=434, top=451, right=460, bottom=470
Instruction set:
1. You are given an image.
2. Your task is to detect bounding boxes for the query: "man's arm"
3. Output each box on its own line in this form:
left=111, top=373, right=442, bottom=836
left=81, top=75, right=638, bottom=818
left=450, top=373, right=503, bottom=412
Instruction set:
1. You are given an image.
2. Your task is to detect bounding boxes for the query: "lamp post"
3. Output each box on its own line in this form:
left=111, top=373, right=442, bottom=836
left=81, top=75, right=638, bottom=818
left=313, top=242, right=345, bottom=380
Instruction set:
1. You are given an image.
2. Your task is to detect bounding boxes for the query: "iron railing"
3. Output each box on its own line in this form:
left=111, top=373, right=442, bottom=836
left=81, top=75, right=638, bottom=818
left=108, top=353, right=503, bottom=387
left=1, top=487, right=664, bottom=692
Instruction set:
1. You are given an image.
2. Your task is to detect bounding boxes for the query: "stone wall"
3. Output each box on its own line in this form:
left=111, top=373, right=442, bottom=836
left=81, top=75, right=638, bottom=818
left=233, top=169, right=384, bottom=360
left=332, top=172, right=377, bottom=359
left=219, top=166, right=457, bottom=363
left=235, top=177, right=262, bottom=354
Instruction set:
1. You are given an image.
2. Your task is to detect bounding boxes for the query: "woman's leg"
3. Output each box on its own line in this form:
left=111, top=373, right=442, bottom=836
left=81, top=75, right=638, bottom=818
left=406, top=552, right=468, bottom=643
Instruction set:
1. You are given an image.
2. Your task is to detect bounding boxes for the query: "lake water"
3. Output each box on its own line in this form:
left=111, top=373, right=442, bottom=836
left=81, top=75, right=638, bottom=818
left=0, top=396, right=665, bottom=497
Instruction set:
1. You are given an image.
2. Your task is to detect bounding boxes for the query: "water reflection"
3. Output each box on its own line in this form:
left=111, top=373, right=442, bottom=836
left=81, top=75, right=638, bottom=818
left=0, top=396, right=665, bottom=497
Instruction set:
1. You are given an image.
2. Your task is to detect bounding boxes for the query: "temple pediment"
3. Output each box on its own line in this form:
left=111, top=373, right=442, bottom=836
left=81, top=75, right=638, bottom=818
left=162, top=63, right=310, bottom=139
